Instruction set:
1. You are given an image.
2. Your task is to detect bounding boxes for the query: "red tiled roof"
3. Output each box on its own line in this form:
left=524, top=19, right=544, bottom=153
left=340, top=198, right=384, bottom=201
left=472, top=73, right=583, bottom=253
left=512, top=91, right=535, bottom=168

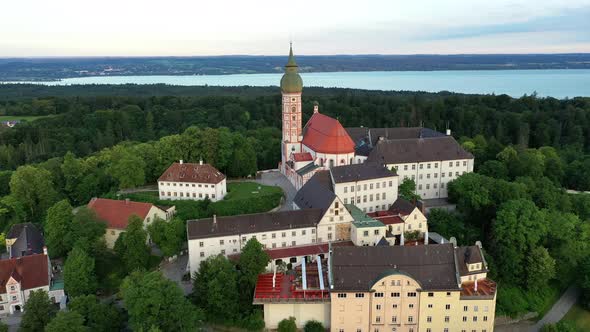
left=265, top=243, right=330, bottom=260
left=0, top=254, right=49, bottom=293
left=292, top=152, right=313, bottom=162
left=158, top=162, right=225, bottom=184
left=368, top=211, right=404, bottom=225
left=87, top=198, right=153, bottom=230
left=302, top=113, right=355, bottom=154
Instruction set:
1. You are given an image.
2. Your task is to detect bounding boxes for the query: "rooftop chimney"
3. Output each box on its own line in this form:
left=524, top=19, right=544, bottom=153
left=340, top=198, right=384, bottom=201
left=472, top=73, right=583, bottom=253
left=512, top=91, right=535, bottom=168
left=179, top=160, right=183, bottom=164
left=125, top=198, right=130, bottom=205
left=43, top=246, right=48, bottom=256
left=313, top=101, right=319, bottom=114
left=199, top=159, right=203, bottom=165
left=213, top=214, right=217, bottom=225
left=446, top=129, right=451, bottom=136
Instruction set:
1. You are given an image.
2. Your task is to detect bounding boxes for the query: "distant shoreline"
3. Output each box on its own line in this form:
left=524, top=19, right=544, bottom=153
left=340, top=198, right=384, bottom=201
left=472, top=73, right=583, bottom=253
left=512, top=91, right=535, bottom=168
left=2, top=69, right=588, bottom=99
left=2, top=54, right=590, bottom=82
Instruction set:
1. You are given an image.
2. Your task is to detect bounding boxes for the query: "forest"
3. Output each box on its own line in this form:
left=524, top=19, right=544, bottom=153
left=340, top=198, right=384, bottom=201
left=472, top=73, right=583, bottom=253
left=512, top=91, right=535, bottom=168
left=1, top=84, right=590, bottom=330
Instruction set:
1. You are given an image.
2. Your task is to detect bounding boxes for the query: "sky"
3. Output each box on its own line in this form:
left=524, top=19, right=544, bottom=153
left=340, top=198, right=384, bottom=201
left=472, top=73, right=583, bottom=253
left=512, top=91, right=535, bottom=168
left=1, top=0, right=590, bottom=56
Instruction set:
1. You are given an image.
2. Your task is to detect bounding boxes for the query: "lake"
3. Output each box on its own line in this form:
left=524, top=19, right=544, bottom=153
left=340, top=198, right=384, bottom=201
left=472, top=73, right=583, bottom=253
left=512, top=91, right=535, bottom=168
left=4, top=69, right=590, bottom=98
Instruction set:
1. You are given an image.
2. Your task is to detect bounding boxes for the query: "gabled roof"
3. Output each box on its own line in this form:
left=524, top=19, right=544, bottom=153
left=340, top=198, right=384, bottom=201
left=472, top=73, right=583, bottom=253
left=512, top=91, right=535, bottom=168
left=158, top=162, right=225, bottom=184
left=87, top=198, right=156, bottom=230
left=455, top=245, right=487, bottom=276
left=293, top=171, right=336, bottom=214
left=389, top=198, right=416, bottom=216
left=6, top=223, right=45, bottom=258
left=346, top=127, right=445, bottom=147
left=187, top=209, right=324, bottom=240
left=330, top=162, right=395, bottom=184
left=302, top=113, right=355, bottom=154
left=331, top=244, right=461, bottom=291
left=366, top=136, right=473, bottom=164
left=0, top=254, right=49, bottom=293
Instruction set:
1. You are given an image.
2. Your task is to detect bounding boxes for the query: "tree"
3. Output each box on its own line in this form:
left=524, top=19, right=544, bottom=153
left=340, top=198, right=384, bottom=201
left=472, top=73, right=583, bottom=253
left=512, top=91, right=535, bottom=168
left=0, top=321, right=8, bottom=332
left=117, top=215, right=150, bottom=272
left=525, top=247, right=556, bottom=290
left=10, top=165, right=58, bottom=222
left=277, top=317, right=297, bottom=332
left=192, top=255, right=239, bottom=323
left=478, top=160, right=509, bottom=180
left=19, top=290, right=56, bottom=332
left=107, top=145, right=146, bottom=189
left=237, top=239, right=270, bottom=311
left=492, top=199, right=548, bottom=285
left=304, top=320, right=325, bottom=332
left=69, top=295, right=123, bottom=332
left=120, top=271, right=203, bottom=331
left=64, top=245, right=97, bottom=297
left=61, top=151, right=85, bottom=204
left=398, top=178, right=420, bottom=202
left=44, top=199, right=74, bottom=257
left=45, top=311, right=87, bottom=332
left=147, top=217, right=185, bottom=257
left=69, top=207, right=106, bottom=252
left=228, top=136, right=257, bottom=177
left=580, top=255, right=590, bottom=309
left=427, top=209, right=479, bottom=245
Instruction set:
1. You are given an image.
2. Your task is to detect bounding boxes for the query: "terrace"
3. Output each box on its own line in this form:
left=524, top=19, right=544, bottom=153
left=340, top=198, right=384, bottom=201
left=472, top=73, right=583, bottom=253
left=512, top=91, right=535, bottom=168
left=460, top=278, right=497, bottom=300
left=253, top=258, right=331, bottom=304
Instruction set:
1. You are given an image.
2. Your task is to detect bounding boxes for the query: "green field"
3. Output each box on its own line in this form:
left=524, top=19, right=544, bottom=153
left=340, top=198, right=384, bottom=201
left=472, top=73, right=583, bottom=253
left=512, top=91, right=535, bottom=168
left=112, top=182, right=283, bottom=221
left=562, top=304, right=590, bottom=331
left=0, top=115, right=51, bottom=122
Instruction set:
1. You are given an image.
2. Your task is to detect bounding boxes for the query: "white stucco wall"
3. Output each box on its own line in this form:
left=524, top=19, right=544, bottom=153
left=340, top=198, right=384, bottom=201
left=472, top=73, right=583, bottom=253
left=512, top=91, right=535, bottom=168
left=390, top=158, right=473, bottom=199
left=333, top=175, right=399, bottom=213
left=159, top=179, right=226, bottom=202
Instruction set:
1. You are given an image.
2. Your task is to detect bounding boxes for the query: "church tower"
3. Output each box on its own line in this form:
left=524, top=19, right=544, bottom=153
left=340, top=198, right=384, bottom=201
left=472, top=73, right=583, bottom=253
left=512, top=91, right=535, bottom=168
left=280, top=43, right=303, bottom=171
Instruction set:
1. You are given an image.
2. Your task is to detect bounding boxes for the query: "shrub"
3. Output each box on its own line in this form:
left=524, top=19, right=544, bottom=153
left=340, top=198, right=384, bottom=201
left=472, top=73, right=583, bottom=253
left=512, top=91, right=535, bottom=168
left=304, top=320, right=325, bottom=332
left=278, top=317, right=297, bottom=332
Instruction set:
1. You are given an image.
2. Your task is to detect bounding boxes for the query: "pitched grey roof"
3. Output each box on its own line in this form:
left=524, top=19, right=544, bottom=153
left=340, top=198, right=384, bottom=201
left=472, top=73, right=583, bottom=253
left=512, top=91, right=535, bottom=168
left=330, top=162, right=396, bottom=184
left=346, top=127, right=445, bottom=147
left=331, top=244, right=461, bottom=291
left=187, top=209, right=324, bottom=240
left=389, top=198, right=417, bottom=216
left=293, top=171, right=336, bottom=214
left=366, top=136, right=473, bottom=164
left=7, top=223, right=45, bottom=258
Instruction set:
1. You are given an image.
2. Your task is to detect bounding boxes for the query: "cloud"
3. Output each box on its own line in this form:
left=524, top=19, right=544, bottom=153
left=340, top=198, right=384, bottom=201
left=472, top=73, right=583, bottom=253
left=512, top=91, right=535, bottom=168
left=416, top=7, right=590, bottom=42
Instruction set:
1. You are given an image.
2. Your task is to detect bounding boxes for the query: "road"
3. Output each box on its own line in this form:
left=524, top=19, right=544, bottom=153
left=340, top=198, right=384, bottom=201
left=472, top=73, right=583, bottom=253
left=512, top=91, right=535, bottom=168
left=255, top=170, right=296, bottom=211
left=530, top=285, right=579, bottom=331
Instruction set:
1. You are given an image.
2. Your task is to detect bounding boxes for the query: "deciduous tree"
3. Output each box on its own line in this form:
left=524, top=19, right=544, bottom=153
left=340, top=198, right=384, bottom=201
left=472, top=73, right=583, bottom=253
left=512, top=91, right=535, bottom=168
left=192, top=255, right=239, bottom=323
left=10, top=165, right=58, bottom=222
left=45, top=311, right=87, bottom=332
left=121, top=271, right=203, bottom=331
left=44, top=199, right=74, bottom=257
left=19, top=290, right=56, bottom=332
left=64, top=245, right=98, bottom=297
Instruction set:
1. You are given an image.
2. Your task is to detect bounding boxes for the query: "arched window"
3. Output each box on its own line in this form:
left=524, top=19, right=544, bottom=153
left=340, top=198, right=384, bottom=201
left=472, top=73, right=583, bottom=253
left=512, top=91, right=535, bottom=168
left=340, top=159, right=345, bottom=164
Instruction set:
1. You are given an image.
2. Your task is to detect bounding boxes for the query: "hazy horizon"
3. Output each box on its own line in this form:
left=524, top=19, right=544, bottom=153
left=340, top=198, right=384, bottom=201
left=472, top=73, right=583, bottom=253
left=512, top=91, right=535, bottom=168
left=2, top=0, right=590, bottom=57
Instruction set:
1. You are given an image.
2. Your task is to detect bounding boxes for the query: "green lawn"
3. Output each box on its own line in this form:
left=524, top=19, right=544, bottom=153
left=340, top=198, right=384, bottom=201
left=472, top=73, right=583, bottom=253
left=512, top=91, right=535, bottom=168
left=111, top=182, right=283, bottom=221
left=562, top=304, right=590, bottom=331
left=0, top=115, right=51, bottom=122
left=223, top=182, right=282, bottom=200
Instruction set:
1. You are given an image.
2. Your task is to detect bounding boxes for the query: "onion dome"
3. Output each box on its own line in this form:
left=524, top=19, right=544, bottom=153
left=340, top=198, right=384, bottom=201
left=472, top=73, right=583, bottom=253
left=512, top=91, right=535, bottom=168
left=280, top=43, right=303, bottom=93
